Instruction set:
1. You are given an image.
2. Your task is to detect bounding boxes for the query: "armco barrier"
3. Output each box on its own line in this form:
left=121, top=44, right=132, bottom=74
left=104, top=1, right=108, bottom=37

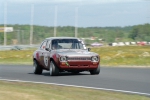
left=0, top=44, right=39, bottom=51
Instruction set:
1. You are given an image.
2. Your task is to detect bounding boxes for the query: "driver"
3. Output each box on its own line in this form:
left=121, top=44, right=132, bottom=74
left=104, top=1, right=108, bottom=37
left=52, top=41, right=62, bottom=49
left=52, top=42, right=58, bottom=50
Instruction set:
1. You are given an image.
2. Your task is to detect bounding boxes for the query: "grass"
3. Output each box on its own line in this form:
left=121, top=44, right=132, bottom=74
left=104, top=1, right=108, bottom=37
left=0, top=46, right=150, bottom=67
left=91, top=46, right=150, bottom=67
left=0, top=50, right=34, bottom=65
left=0, top=81, right=150, bottom=100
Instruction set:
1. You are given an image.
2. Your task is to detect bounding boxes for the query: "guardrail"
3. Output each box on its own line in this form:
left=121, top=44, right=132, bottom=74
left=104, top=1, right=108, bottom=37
left=0, top=44, right=40, bottom=50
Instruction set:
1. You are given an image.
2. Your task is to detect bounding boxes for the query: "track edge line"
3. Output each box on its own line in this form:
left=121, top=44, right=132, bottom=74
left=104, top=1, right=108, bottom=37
left=0, top=78, right=150, bottom=96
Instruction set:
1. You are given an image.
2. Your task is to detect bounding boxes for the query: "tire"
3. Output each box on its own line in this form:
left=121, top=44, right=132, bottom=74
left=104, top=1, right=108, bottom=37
left=49, top=61, right=59, bottom=76
left=90, top=65, right=100, bottom=75
left=33, top=60, right=43, bottom=74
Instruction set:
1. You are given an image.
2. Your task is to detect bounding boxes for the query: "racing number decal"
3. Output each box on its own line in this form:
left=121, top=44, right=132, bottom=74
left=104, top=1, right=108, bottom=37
left=44, top=54, right=48, bottom=67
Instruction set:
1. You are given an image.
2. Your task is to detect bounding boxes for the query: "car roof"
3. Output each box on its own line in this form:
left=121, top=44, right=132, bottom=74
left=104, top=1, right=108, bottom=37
left=46, top=37, right=79, bottom=40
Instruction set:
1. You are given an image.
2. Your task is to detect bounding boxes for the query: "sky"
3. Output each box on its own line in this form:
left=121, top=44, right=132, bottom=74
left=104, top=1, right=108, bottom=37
left=0, top=0, right=150, bottom=27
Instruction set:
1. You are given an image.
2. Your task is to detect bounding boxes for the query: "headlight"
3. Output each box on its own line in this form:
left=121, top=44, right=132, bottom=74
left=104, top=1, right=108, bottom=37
left=91, top=56, right=99, bottom=62
left=60, top=56, right=67, bottom=62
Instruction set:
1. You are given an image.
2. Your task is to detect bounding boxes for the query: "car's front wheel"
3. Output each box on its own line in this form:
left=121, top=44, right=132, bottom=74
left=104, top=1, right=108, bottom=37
left=33, top=60, right=43, bottom=74
left=49, top=61, right=59, bottom=76
left=90, top=65, right=100, bottom=75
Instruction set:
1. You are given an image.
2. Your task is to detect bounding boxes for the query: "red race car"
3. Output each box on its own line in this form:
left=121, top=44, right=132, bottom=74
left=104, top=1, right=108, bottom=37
left=33, top=37, right=100, bottom=76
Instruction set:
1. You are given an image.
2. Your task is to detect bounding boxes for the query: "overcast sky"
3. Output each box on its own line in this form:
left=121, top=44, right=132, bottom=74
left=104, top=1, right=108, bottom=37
left=0, top=0, right=150, bottom=27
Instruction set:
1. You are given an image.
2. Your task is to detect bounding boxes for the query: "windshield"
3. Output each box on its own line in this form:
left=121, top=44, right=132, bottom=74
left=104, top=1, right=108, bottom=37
left=51, top=39, right=84, bottom=50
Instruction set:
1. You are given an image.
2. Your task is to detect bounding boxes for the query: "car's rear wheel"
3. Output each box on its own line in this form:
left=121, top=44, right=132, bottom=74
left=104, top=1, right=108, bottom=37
left=33, top=60, right=43, bottom=74
left=90, top=65, right=100, bottom=75
left=49, top=61, right=59, bottom=76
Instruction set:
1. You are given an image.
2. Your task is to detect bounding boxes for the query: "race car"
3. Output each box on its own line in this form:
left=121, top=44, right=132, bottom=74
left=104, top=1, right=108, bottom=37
left=33, top=37, right=100, bottom=76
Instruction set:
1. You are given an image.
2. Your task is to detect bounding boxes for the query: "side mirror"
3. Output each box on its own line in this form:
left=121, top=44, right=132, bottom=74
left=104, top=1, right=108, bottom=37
left=88, top=48, right=91, bottom=51
left=45, top=48, right=49, bottom=51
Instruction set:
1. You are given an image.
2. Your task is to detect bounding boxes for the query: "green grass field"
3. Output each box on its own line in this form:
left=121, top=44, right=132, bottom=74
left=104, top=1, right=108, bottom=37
left=0, top=81, right=150, bottom=100
left=0, top=46, right=150, bottom=67
left=91, top=46, right=150, bottom=67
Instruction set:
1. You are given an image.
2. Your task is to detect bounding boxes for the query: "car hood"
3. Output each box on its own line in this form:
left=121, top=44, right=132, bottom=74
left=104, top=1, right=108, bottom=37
left=55, top=49, right=98, bottom=57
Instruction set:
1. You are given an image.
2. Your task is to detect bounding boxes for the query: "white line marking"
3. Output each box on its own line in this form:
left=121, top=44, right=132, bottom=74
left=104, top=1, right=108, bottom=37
left=0, top=78, right=150, bottom=96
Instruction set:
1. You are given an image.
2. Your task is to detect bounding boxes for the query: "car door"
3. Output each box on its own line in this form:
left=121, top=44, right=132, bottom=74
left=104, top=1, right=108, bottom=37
left=42, top=40, right=51, bottom=69
left=39, top=40, right=47, bottom=68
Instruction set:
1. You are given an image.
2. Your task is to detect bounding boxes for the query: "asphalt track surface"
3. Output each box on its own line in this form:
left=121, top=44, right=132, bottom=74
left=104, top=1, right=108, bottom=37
left=0, top=65, right=150, bottom=96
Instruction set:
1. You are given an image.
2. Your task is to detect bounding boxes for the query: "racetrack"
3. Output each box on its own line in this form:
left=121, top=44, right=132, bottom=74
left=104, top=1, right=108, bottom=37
left=0, top=65, right=150, bottom=96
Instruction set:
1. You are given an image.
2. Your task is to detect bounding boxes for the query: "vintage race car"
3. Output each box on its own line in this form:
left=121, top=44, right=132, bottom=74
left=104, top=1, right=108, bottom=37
left=33, top=37, right=100, bottom=76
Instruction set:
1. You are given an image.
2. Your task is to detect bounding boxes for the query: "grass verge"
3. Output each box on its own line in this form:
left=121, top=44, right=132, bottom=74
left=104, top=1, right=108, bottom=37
left=91, top=46, right=150, bottom=67
left=0, top=81, right=150, bottom=100
left=0, top=46, right=150, bottom=67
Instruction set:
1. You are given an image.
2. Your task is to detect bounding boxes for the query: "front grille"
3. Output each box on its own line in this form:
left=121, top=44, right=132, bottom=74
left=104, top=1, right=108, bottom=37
left=67, top=57, right=91, bottom=61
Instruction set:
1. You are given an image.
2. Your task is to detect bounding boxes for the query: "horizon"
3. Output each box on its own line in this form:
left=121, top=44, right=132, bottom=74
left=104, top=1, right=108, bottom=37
left=0, top=23, right=149, bottom=28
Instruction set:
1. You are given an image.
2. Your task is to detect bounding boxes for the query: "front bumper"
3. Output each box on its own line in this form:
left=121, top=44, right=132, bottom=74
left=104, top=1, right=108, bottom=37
left=59, top=61, right=99, bottom=70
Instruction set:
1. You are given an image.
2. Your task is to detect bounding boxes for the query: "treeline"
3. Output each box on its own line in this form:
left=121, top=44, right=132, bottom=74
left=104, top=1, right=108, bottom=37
left=0, top=24, right=149, bottom=45
left=129, top=24, right=150, bottom=41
